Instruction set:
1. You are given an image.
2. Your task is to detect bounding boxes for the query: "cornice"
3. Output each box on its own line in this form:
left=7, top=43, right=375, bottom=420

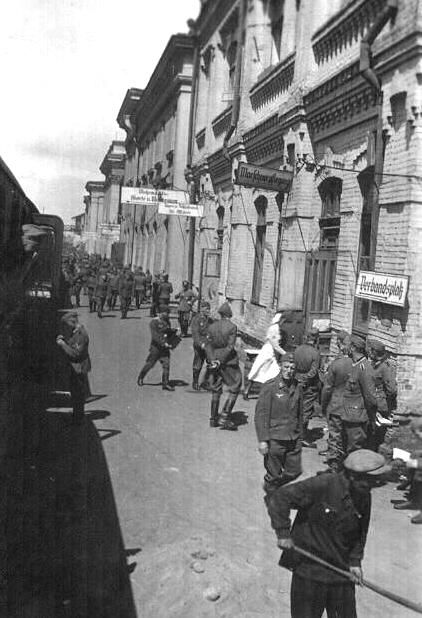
left=207, top=148, right=232, bottom=186
left=312, top=0, right=384, bottom=65
left=249, top=52, right=295, bottom=111
left=211, top=106, right=233, bottom=137
left=196, top=128, right=206, bottom=150
left=304, top=62, right=378, bottom=141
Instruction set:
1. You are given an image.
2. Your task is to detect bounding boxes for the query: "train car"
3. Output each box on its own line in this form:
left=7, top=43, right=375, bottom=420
left=0, top=154, right=65, bottom=393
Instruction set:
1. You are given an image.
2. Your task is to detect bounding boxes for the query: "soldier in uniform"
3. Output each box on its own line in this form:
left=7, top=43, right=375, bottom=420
left=254, top=353, right=302, bottom=495
left=95, top=272, right=109, bottom=318
left=368, top=339, right=397, bottom=421
left=119, top=270, right=134, bottom=319
left=205, top=302, right=242, bottom=430
left=56, top=311, right=91, bottom=425
left=158, top=273, right=173, bottom=311
left=294, top=328, right=321, bottom=448
left=150, top=274, right=161, bottom=317
left=136, top=306, right=177, bottom=391
left=107, top=268, right=120, bottom=310
left=175, top=280, right=197, bottom=337
left=190, top=300, right=213, bottom=390
left=145, top=269, right=153, bottom=301
left=71, top=272, right=83, bottom=308
left=341, top=334, right=378, bottom=455
left=87, top=271, right=97, bottom=313
left=134, top=268, right=146, bottom=309
left=321, top=330, right=353, bottom=472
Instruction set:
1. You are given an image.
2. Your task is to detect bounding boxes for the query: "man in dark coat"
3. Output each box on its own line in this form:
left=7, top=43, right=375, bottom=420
left=87, top=272, right=97, bottom=313
left=175, top=280, right=197, bottom=337
left=254, top=353, right=302, bottom=495
left=95, top=272, right=109, bottom=318
left=266, top=449, right=390, bottom=618
left=134, top=268, right=146, bottom=309
left=137, top=306, right=177, bottom=391
left=294, top=328, right=321, bottom=448
left=368, top=339, right=397, bottom=420
left=205, top=302, right=241, bottom=430
left=56, top=311, right=91, bottom=425
left=342, top=334, right=378, bottom=455
left=158, top=273, right=173, bottom=311
left=150, top=274, right=161, bottom=317
left=119, top=270, right=134, bottom=319
left=191, top=300, right=213, bottom=390
left=107, top=269, right=120, bottom=310
left=321, top=330, right=353, bottom=472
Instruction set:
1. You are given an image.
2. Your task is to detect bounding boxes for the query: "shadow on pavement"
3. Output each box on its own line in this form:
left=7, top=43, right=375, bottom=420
left=97, top=428, right=122, bottom=441
left=9, top=409, right=137, bottom=618
left=85, top=409, right=111, bottom=421
left=231, top=410, right=249, bottom=427
left=169, top=379, right=189, bottom=387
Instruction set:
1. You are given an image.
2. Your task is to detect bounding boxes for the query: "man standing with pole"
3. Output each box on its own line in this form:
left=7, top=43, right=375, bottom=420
left=266, top=449, right=390, bottom=617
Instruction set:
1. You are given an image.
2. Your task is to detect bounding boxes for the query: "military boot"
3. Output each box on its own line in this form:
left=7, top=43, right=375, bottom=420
left=192, top=370, right=200, bottom=391
left=162, top=368, right=175, bottom=391
left=210, top=395, right=220, bottom=427
left=218, top=394, right=238, bottom=431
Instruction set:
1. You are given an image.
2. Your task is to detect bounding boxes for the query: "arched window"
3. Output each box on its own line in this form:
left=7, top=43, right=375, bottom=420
left=251, top=196, right=267, bottom=304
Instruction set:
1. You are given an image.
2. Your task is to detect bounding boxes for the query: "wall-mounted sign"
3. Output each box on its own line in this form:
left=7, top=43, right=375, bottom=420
left=355, top=270, right=409, bottom=307
left=158, top=199, right=203, bottom=218
left=235, top=162, right=293, bottom=192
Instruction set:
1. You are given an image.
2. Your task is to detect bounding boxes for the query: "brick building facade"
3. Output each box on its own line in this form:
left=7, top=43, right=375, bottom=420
left=189, top=0, right=422, bottom=406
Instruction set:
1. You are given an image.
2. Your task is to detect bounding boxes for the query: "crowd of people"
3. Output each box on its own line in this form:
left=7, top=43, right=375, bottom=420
left=57, top=254, right=422, bottom=617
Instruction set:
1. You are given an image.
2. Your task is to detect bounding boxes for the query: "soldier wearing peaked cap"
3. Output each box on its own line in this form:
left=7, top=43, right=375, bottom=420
left=368, top=338, right=397, bottom=423
left=205, top=302, right=242, bottom=430
left=266, top=449, right=389, bottom=618
left=191, top=301, right=213, bottom=390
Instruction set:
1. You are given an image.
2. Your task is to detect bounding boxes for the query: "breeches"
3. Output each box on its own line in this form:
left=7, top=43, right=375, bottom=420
left=264, top=439, right=302, bottom=491
left=70, top=371, right=88, bottom=418
left=178, top=311, right=190, bottom=334
left=209, top=364, right=242, bottom=396
left=327, top=415, right=368, bottom=464
left=142, top=346, right=170, bottom=375
left=193, top=345, right=207, bottom=372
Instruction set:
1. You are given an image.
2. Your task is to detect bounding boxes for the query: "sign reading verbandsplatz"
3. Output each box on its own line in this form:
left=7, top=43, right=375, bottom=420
left=120, top=187, right=203, bottom=217
left=235, top=162, right=293, bottom=192
left=355, top=271, right=409, bottom=307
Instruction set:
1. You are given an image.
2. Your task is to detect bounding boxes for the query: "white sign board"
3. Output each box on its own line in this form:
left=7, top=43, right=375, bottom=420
left=121, top=187, right=159, bottom=206
left=355, top=270, right=409, bottom=307
left=158, top=199, right=203, bottom=218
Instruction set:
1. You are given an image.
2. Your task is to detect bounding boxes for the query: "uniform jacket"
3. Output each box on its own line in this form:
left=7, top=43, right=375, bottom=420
left=119, top=275, right=134, bottom=298
left=60, top=325, right=91, bottom=375
left=107, top=274, right=120, bottom=292
left=191, top=312, right=213, bottom=347
left=372, top=358, right=397, bottom=415
left=205, top=318, right=239, bottom=366
left=95, top=276, right=109, bottom=298
left=294, top=344, right=320, bottom=386
left=254, top=377, right=302, bottom=442
left=150, top=316, right=173, bottom=349
left=342, top=356, right=378, bottom=423
left=158, top=281, right=173, bottom=300
left=134, top=273, right=146, bottom=290
left=321, top=355, right=353, bottom=417
left=176, top=289, right=196, bottom=313
left=87, top=276, right=97, bottom=290
left=267, top=471, right=370, bottom=583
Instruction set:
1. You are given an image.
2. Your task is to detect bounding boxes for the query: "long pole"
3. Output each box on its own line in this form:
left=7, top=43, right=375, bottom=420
left=130, top=203, right=137, bottom=269
left=292, top=544, right=422, bottom=614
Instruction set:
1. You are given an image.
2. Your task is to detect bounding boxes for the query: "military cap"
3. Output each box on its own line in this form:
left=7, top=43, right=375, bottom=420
left=218, top=302, right=232, bottom=318
left=343, top=449, right=391, bottom=475
left=410, top=417, right=422, bottom=432
left=201, top=301, right=211, bottom=309
left=280, top=352, right=295, bottom=363
left=350, top=334, right=366, bottom=351
left=369, top=339, right=385, bottom=355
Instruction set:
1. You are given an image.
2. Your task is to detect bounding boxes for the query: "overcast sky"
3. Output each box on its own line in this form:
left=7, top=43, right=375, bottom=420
left=1, top=0, right=199, bottom=223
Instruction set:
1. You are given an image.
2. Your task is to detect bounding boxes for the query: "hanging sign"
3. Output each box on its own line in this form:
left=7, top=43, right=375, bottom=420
left=235, top=162, right=293, bottom=192
left=121, top=187, right=159, bottom=206
left=355, top=270, right=409, bottom=307
left=157, top=190, right=203, bottom=217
